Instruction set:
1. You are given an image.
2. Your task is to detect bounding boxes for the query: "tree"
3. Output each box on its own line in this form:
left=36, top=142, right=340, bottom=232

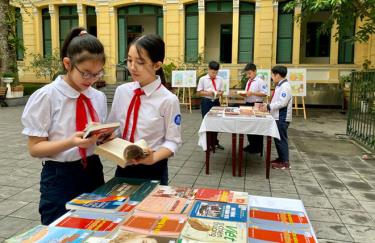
left=0, top=0, right=14, bottom=74
left=285, top=0, right=375, bottom=43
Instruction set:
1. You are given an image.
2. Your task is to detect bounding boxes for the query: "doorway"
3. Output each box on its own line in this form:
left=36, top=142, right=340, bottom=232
left=220, top=24, right=232, bottom=63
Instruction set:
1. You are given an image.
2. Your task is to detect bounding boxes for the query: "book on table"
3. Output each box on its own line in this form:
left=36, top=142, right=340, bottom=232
left=83, top=122, right=120, bottom=139
left=86, top=229, right=178, bottom=243
left=50, top=210, right=125, bottom=238
left=135, top=194, right=194, bottom=215
left=5, top=225, right=92, bottom=243
left=195, top=188, right=248, bottom=205
left=148, top=185, right=197, bottom=200
left=179, top=218, right=247, bottom=243
left=94, top=137, right=149, bottom=168
left=120, top=211, right=187, bottom=237
left=65, top=193, right=128, bottom=213
left=189, top=200, right=247, bottom=223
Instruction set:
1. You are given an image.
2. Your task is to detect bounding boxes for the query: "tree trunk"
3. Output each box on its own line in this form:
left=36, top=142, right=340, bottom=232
left=0, top=0, right=11, bottom=73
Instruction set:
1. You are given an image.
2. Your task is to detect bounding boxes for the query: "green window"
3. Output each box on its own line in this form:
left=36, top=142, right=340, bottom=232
left=338, top=18, right=355, bottom=64
left=206, top=1, right=233, bottom=13
left=15, top=8, right=24, bottom=60
left=276, top=1, right=293, bottom=63
left=86, top=6, right=97, bottom=37
left=185, top=4, right=198, bottom=62
left=59, top=6, right=78, bottom=50
left=42, top=8, right=52, bottom=57
left=238, top=2, right=255, bottom=63
left=118, top=5, right=163, bottom=63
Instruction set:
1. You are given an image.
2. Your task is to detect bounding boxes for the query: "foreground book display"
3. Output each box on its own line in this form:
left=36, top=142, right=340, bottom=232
left=7, top=181, right=318, bottom=243
left=65, top=193, right=129, bottom=213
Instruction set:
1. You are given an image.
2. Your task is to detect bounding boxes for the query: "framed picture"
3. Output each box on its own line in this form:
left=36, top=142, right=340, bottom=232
left=217, top=69, right=230, bottom=96
left=172, top=70, right=197, bottom=87
left=256, top=69, right=271, bottom=96
left=287, top=68, right=307, bottom=96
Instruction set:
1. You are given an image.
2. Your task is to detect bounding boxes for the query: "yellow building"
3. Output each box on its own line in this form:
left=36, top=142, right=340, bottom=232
left=14, top=0, right=375, bottom=105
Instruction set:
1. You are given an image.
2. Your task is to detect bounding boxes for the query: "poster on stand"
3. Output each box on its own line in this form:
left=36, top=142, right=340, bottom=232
left=172, top=70, right=197, bottom=87
left=287, top=68, right=307, bottom=96
left=217, top=69, right=230, bottom=96
left=257, top=69, right=271, bottom=96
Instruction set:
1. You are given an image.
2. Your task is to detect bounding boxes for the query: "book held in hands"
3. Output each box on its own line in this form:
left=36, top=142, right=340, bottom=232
left=94, top=137, right=149, bottom=168
left=83, top=122, right=120, bottom=139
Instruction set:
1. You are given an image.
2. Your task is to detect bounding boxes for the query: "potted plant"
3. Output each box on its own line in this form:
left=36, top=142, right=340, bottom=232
left=1, top=71, right=15, bottom=84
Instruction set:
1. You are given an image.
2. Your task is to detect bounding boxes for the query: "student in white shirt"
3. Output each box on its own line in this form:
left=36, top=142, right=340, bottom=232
left=239, top=63, right=268, bottom=154
left=197, top=61, right=225, bottom=150
left=107, top=34, right=182, bottom=185
left=261, top=65, right=292, bottom=170
left=21, top=27, right=108, bottom=225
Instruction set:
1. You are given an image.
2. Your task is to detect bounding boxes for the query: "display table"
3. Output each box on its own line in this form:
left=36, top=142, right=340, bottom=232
left=198, top=113, right=280, bottom=178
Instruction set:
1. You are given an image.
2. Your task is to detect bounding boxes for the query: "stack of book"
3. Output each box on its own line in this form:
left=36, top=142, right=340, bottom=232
left=6, top=180, right=317, bottom=243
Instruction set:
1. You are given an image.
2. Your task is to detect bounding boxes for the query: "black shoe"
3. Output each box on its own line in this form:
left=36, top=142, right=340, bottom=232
left=216, top=144, right=224, bottom=150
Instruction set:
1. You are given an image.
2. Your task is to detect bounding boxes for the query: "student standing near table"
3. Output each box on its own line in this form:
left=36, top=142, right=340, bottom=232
left=239, top=63, right=268, bottom=154
left=107, top=34, right=182, bottom=185
left=21, top=27, right=107, bottom=225
left=197, top=61, right=225, bottom=150
left=262, top=65, right=292, bottom=169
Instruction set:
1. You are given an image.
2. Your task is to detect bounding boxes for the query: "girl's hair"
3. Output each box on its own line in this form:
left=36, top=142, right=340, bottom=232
left=129, top=34, right=166, bottom=85
left=61, top=27, right=105, bottom=70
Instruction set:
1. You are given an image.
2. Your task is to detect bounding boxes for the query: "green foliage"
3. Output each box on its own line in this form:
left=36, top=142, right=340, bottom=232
left=1, top=71, right=16, bottom=78
left=339, top=74, right=351, bottom=88
left=161, top=62, right=177, bottom=84
left=21, top=83, right=46, bottom=95
left=285, top=0, right=375, bottom=43
left=28, top=50, right=62, bottom=81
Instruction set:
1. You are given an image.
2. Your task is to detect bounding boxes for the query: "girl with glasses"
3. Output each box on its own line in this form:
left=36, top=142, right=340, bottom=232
left=107, top=34, right=182, bottom=185
left=21, top=27, right=108, bottom=225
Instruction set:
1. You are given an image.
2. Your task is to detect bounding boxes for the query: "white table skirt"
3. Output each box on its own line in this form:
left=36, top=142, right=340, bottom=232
left=198, top=115, right=280, bottom=151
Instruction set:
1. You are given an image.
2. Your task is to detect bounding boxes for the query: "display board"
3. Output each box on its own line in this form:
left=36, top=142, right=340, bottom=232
left=172, top=70, right=197, bottom=88
left=287, top=68, right=307, bottom=97
left=217, top=69, right=230, bottom=96
left=256, top=69, right=272, bottom=96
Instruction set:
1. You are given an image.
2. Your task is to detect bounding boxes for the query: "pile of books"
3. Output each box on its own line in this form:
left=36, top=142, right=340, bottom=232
left=207, top=106, right=270, bottom=118
left=6, top=178, right=317, bottom=243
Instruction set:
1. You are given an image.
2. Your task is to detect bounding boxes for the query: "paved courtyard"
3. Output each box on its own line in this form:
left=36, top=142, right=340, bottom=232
left=0, top=106, right=375, bottom=242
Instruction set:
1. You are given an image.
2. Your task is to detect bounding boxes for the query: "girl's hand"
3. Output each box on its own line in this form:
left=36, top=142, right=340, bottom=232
left=246, top=91, right=252, bottom=97
left=71, top=131, right=99, bottom=149
left=128, top=148, right=154, bottom=165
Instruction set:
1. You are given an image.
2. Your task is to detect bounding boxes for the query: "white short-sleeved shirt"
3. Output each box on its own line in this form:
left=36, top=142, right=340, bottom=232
left=21, top=75, right=108, bottom=162
left=197, top=74, right=225, bottom=99
left=107, top=76, right=182, bottom=155
left=244, top=76, right=268, bottom=103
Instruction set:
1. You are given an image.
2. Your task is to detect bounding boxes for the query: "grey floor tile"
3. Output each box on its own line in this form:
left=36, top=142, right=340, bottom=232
left=296, top=184, right=325, bottom=196
left=270, top=183, right=297, bottom=194
left=0, top=216, right=36, bottom=238
left=306, top=207, right=342, bottom=223
left=246, top=190, right=272, bottom=197
left=195, top=176, right=221, bottom=187
left=329, top=198, right=365, bottom=211
left=9, top=203, right=39, bottom=220
left=345, top=225, right=375, bottom=242
left=336, top=210, right=375, bottom=226
left=359, top=201, right=375, bottom=214
left=0, top=200, right=28, bottom=216
left=300, top=195, right=333, bottom=209
left=244, top=180, right=270, bottom=192
left=323, top=188, right=356, bottom=200
left=178, top=166, right=202, bottom=176
left=0, top=186, right=24, bottom=200
left=310, top=221, right=354, bottom=242
left=8, top=188, right=40, bottom=203
left=271, top=192, right=300, bottom=199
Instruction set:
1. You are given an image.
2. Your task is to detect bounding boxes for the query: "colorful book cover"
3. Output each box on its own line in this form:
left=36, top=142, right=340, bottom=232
left=50, top=210, right=124, bottom=237
left=135, top=195, right=194, bottom=215
left=121, top=212, right=187, bottom=237
left=66, top=193, right=128, bottom=213
left=93, top=177, right=159, bottom=202
left=5, top=225, right=91, bottom=243
left=117, top=200, right=139, bottom=213
left=179, top=218, right=247, bottom=243
left=190, top=200, right=247, bottom=223
left=149, top=185, right=197, bottom=200
left=248, top=223, right=317, bottom=243
left=249, top=207, right=310, bottom=228
left=195, top=188, right=248, bottom=204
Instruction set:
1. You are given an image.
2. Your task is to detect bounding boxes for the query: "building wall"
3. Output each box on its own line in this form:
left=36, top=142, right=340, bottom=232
left=15, top=0, right=375, bottom=104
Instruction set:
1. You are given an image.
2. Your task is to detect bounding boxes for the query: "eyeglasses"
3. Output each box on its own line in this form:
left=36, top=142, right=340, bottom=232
left=73, top=64, right=104, bottom=80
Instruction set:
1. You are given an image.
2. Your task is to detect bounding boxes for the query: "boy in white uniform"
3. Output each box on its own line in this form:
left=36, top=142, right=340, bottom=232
left=239, top=63, right=268, bottom=153
left=197, top=60, right=225, bottom=150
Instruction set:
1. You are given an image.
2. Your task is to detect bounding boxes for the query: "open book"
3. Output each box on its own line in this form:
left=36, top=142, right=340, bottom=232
left=94, top=137, right=149, bottom=168
left=83, top=122, right=120, bottom=139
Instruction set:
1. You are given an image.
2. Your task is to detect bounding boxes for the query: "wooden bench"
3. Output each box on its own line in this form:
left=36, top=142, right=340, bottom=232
left=0, top=87, right=8, bottom=107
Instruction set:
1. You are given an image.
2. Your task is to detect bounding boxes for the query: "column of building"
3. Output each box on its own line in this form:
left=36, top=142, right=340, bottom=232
left=164, top=1, right=180, bottom=61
